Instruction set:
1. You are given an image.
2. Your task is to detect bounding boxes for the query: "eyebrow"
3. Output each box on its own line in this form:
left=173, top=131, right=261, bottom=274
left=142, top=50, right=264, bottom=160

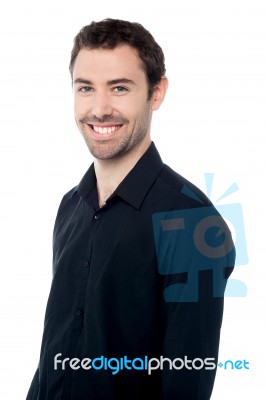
left=73, top=78, right=136, bottom=86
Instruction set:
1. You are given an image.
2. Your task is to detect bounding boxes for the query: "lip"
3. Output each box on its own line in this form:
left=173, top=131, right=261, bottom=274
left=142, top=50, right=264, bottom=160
left=86, top=124, right=123, bottom=140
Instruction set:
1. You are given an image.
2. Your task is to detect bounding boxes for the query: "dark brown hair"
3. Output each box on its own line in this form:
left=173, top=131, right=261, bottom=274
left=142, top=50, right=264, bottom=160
left=69, top=18, right=166, bottom=98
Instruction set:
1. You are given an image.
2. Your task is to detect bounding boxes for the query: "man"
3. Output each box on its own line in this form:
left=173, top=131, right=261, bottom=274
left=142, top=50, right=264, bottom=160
left=26, top=18, right=235, bottom=400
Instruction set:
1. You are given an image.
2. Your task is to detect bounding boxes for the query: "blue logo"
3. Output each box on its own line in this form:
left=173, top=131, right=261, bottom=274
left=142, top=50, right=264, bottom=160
left=217, top=359, right=250, bottom=370
left=152, top=173, right=248, bottom=302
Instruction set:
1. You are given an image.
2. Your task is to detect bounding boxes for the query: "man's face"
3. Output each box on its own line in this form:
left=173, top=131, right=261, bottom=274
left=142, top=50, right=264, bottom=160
left=72, top=45, right=154, bottom=160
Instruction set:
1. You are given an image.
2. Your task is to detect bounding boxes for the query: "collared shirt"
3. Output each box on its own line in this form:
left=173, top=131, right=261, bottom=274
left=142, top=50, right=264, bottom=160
left=26, top=143, right=235, bottom=400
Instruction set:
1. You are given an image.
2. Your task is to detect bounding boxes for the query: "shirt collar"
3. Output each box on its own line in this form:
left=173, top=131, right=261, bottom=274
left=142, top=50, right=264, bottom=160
left=76, top=142, right=164, bottom=210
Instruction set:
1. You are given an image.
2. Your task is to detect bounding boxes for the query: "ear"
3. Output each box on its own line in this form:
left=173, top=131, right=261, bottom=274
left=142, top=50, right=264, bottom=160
left=150, top=76, right=168, bottom=111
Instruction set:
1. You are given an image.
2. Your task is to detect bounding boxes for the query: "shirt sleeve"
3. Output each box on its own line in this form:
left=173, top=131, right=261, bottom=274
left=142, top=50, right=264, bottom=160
left=161, top=271, right=225, bottom=399
left=156, top=207, right=236, bottom=399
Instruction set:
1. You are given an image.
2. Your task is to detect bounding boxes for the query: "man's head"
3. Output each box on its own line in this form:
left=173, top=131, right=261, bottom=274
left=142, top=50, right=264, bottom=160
left=70, top=18, right=166, bottom=99
left=71, top=19, right=168, bottom=161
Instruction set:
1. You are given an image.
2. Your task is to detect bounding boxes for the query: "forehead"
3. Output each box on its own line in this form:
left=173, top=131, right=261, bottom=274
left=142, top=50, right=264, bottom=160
left=72, top=45, right=146, bottom=82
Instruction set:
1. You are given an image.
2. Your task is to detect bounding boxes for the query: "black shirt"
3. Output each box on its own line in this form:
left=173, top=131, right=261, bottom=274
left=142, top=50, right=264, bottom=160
left=26, top=143, right=235, bottom=400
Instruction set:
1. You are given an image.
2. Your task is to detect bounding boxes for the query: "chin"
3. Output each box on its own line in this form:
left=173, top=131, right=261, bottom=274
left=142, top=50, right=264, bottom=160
left=88, top=146, right=123, bottom=160
left=87, top=140, right=130, bottom=161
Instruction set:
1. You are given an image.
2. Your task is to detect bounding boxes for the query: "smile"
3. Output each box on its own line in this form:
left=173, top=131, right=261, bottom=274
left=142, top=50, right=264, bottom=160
left=90, top=125, right=122, bottom=134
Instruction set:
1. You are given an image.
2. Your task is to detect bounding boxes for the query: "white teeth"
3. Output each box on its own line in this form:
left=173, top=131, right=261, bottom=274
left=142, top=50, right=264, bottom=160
left=93, top=125, right=119, bottom=134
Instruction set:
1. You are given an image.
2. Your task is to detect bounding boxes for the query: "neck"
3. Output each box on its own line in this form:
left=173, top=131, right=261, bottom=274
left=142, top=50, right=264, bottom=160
left=94, top=136, right=151, bottom=207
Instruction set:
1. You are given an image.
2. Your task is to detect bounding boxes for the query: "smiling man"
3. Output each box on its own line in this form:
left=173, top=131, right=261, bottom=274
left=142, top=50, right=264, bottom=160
left=26, top=19, right=235, bottom=400
left=72, top=42, right=165, bottom=207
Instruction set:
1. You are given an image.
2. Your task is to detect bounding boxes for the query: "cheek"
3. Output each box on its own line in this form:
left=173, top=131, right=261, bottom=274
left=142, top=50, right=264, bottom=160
left=115, top=101, right=145, bottom=122
left=73, top=97, right=80, bottom=117
left=74, top=96, right=91, bottom=117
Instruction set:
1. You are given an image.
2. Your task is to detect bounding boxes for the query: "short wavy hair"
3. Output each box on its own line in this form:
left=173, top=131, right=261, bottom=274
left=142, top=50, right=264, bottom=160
left=69, top=18, right=166, bottom=99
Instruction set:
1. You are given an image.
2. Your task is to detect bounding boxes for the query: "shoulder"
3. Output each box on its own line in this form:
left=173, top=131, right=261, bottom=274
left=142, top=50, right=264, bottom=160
left=153, top=163, right=212, bottom=209
left=54, top=185, right=79, bottom=225
left=59, top=185, right=79, bottom=208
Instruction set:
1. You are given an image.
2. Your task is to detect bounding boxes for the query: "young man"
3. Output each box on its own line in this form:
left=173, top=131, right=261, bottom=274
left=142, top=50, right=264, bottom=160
left=26, top=18, right=235, bottom=400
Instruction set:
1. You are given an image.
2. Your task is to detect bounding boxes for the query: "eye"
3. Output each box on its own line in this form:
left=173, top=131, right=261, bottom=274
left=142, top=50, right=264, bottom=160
left=113, top=86, right=128, bottom=93
left=79, top=86, right=93, bottom=93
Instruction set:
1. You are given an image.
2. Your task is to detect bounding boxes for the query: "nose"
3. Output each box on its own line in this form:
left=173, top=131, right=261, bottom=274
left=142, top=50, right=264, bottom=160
left=91, top=91, right=113, bottom=119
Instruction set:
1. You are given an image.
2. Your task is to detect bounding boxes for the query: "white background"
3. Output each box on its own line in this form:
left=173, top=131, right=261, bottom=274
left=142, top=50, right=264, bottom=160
left=0, top=0, right=265, bottom=398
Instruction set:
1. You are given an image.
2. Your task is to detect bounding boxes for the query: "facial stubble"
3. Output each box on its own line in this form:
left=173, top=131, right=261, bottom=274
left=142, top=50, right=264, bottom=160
left=78, top=102, right=152, bottom=160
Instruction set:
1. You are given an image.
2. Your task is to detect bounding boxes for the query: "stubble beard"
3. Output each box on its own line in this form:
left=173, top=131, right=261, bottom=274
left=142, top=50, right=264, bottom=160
left=79, top=104, right=152, bottom=161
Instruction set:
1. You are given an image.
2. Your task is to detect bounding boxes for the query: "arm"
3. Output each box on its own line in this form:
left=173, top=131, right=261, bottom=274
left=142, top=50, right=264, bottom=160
left=161, top=270, right=226, bottom=400
left=153, top=205, right=235, bottom=399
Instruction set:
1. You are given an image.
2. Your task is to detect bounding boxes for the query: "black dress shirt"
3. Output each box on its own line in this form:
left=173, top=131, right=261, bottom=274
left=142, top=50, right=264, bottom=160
left=26, top=142, right=235, bottom=400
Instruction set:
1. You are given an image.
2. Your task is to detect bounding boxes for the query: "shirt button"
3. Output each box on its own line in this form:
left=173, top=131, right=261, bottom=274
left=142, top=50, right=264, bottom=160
left=94, top=213, right=101, bottom=220
left=75, top=310, right=82, bottom=316
left=83, top=260, right=89, bottom=268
